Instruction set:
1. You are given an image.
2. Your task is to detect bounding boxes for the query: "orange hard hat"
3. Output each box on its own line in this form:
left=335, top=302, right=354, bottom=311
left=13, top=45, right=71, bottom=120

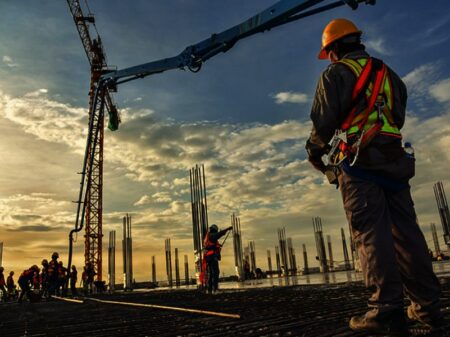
left=318, top=18, right=362, bottom=59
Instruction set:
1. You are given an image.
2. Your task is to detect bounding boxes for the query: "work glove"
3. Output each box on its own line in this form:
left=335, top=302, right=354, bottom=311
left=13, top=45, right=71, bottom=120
left=308, top=155, right=326, bottom=174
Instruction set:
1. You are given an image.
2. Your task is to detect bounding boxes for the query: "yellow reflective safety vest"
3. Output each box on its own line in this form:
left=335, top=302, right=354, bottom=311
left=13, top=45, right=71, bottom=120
left=338, top=57, right=401, bottom=139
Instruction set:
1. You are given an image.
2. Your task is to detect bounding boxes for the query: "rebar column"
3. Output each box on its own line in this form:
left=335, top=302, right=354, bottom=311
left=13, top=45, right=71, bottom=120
left=175, top=248, right=180, bottom=287
left=275, top=246, right=281, bottom=277
left=184, top=254, right=189, bottom=285
left=151, top=256, right=156, bottom=284
left=341, top=228, right=351, bottom=270
left=249, top=241, right=256, bottom=273
left=327, top=235, right=334, bottom=271
left=108, top=231, right=115, bottom=291
left=287, top=238, right=297, bottom=275
left=165, top=238, right=173, bottom=288
left=277, top=228, right=289, bottom=276
left=313, top=217, right=328, bottom=273
left=232, top=213, right=244, bottom=280
left=189, top=164, right=209, bottom=286
left=122, top=214, right=133, bottom=290
left=302, top=244, right=309, bottom=275
left=0, top=241, right=3, bottom=267
left=434, top=181, right=450, bottom=247
left=267, top=250, right=273, bottom=278
left=430, top=223, right=441, bottom=257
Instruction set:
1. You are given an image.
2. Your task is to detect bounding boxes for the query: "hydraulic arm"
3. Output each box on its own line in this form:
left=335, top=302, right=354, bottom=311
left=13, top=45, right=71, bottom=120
left=69, top=0, right=375, bottom=278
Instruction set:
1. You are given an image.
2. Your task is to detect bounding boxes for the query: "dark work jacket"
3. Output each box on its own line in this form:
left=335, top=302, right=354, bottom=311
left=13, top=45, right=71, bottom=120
left=306, top=50, right=413, bottom=182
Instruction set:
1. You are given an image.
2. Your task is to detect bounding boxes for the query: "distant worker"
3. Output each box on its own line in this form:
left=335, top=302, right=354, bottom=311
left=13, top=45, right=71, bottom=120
left=6, top=271, right=16, bottom=301
left=18, top=265, right=40, bottom=303
left=86, top=262, right=97, bottom=294
left=69, top=265, right=78, bottom=296
left=58, top=261, right=68, bottom=296
left=0, top=267, right=6, bottom=302
left=306, top=18, right=443, bottom=334
left=203, top=224, right=232, bottom=294
left=47, top=252, right=60, bottom=296
left=41, top=259, right=49, bottom=298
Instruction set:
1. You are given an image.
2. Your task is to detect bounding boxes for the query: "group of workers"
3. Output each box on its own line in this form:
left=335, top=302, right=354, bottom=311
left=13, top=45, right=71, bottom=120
left=0, top=252, right=97, bottom=303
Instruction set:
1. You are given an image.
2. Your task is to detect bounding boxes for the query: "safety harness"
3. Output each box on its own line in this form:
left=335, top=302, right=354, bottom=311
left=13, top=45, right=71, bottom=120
left=203, top=232, right=222, bottom=258
left=327, top=57, right=401, bottom=166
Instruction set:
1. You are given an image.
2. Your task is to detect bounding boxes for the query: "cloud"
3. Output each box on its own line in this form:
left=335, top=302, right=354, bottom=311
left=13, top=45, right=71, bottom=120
left=134, top=195, right=152, bottom=206
left=365, top=38, right=391, bottom=56
left=2, top=55, right=19, bottom=68
left=7, top=225, right=53, bottom=232
left=272, top=91, right=309, bottom=104
left=429, top=78, right=450, bottom=103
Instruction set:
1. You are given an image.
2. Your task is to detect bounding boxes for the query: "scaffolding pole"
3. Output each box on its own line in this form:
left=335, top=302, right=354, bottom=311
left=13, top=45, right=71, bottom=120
left=267, top=249, right=273, bottom=278
left=184, top=254, right=189, bottom=285
left=151, top=256, right=156, bottom=284
left=175, top=248, right=180, bottom=287
left=302, top=244, right=309, bottom=275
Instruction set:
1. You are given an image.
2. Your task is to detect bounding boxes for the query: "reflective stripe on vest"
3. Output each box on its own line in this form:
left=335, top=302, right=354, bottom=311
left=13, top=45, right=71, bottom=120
left=338, top=58, right=401, bottom=138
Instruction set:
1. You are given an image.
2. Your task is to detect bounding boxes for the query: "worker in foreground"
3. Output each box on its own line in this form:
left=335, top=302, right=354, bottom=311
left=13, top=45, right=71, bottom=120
left=305, top=19, right=444, bottom=335
left=203, top=224, right=232, bottom=294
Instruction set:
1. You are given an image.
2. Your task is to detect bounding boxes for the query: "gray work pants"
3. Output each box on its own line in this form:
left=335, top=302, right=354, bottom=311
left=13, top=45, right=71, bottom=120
left=339, top=170, right=441, bottom=321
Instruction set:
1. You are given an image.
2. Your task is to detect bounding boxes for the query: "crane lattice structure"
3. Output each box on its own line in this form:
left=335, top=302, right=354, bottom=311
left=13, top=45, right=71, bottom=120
left=66, top=0, right=120, bottom=281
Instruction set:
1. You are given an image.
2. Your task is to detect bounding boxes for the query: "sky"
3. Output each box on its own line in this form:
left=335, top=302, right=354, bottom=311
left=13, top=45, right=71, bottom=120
left=0, top=0, right=449, bottom=282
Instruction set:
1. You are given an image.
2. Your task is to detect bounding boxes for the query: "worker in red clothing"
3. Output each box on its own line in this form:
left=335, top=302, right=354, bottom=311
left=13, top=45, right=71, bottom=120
left=306, top=18, right=443, bottom=334
left=18, top=265, right=40, bottom=303
left=47, top=252, right=60, bottom=296
left=203, top=224, right=232, bottom=294
left=0, top=266, right=7, bottom=302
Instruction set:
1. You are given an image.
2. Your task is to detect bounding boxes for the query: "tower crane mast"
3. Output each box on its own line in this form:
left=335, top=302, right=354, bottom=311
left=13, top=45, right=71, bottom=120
left=66, top=0, right=120, bottom=281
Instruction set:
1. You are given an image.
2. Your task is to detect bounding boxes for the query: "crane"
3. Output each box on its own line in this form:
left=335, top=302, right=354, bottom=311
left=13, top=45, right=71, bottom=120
left=66, top=0, right=120, bottom=281
left=67, top=0, right=376, bottom=279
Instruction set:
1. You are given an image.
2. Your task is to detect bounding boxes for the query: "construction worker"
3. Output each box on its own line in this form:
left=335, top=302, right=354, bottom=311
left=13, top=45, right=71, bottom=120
left=69, top=265, right=78, bottom=296
left=6, top=271, right=16, bottom=301
left=0, top=267, right=6, bottom=302
left=47, top=252, right=60, bottom=296
left=203, top=224, right=232, bottom=294
left=18, top=265, right=40, bottom=303
left=58, top=261, right=68, bottom=296
left=306, top=18, right=443, bottom=334
left=41, top=259, right=49, bottom=298
left=85, top=262, right=96, bottom=295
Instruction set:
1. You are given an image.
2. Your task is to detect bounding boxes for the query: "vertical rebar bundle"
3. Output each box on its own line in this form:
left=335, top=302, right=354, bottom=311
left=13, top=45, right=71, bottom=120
left=184, top=254, right=189, bottom=285
left=302, top=244, right=309, bottom=275
left=231, top=213, right=244, bottom=280
left=277, top=228, right=289, bottom=276
left=341, top=228, right=351, bottom=270
left=122, top=214, right=133, bottom=290
left=267, top=250, right=273, bottom=277
left=108, top=231, right=115, bottom=291
left=189, top=164, right=209, bottom=284
left=434, top=181, right=450, bottom=246
left=287, top=238, right=297, bottom=275
left=0, top=241, right=3, bottom=267
left=175, top=248, right=180, bottom=287
left=151, top=256, right=156, bottom=284
left=275, top=246, right=281, bottom=276
left=327, top=235, right=334, bottom=271
left=165, top=238, right=173, bottom=287
left=249, top=241, right=256, bottom=273
left=313, top=217, right=328, bottom=273
left=430, top=223, right=441, bottom=256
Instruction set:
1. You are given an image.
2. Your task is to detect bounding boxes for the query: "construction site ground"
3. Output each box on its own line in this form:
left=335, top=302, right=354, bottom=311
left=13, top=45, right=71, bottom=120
left=1, top=278, right=449, bottom=337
